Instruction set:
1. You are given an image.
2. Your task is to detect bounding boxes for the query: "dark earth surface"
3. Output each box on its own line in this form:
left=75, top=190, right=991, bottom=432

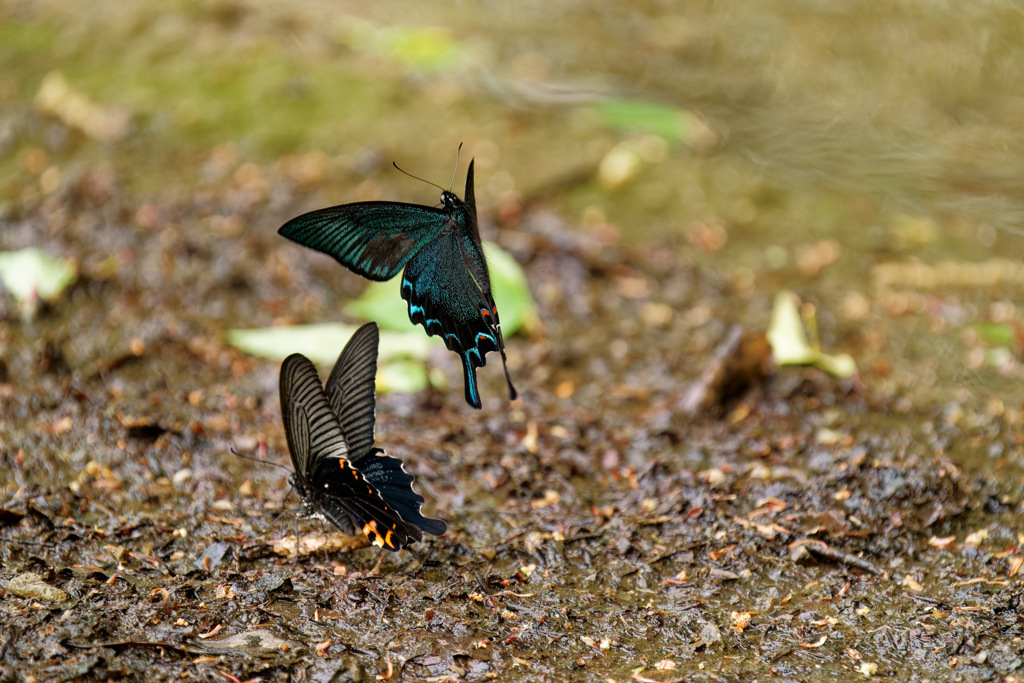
left=3, top=2, right=1024, bottom=682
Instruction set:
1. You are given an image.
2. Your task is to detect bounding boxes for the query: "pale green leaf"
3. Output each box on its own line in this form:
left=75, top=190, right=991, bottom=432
left=816, top=350, right=857, bottom=378
left=225, top=323, right=432, bottom=366
left=767, top=291, right=856, bottom=378
left=597, top=99, right=695, bottom=144
left=767, top=291, right=816, bottom=366
left=377, top=359, right=429, bottom=394
left=343, top=281, right=414, bottom=332
left=971, top=321, right=1013, bottom=346
left=338, top=19, right=466, bottom=71
left=0, top=247, right=76, bottom=303
left=485, top=241, right=537, bottom=335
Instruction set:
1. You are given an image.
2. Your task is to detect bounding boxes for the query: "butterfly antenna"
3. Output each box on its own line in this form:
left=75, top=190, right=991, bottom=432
left=392, top=161, right=446, bottom=193
left=228, top=446, right=291, bottom=472
left=449, top=142, right=463, bottom=192
left=227, top=447, right=302, bottom=550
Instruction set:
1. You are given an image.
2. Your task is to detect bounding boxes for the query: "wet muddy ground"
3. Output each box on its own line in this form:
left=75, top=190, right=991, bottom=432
left=4, top=2, right=1024, bottom=682
left=3, top=166, right=1024, bottom=682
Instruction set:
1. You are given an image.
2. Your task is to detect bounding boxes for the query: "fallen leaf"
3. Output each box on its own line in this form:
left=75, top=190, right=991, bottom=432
left=800, top=635, right=828, bottom=648
left=35, top=71, right=131, bottom=142
left=0, top=248, right=77, bottom=307
left=198, top=625, right=222, bottom=639
left=929, top=535, right=957, bottom=549
left=767, top=291, right=855, bottom=378
left=964, top=528, right=989, bottom=546
left=901, top=575, right=924, bottom=592
left=204, top=629, right=300, bottom=655
left=6, top=573, right=69, bottom=603
left=531, top=490, right=560, bottom=509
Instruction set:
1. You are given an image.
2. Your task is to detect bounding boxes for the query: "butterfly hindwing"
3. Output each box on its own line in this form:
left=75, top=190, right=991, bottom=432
left=355, top=449, right=448, bottom=537
left=278, top=202, right=446, bottom=281
left=310, top=454, right=421, bottom=550
left=401, top=231, right=503, bottom=409
left=324, top=323, right=447, bottom=537
left=400, top=161, right=515, bottom=408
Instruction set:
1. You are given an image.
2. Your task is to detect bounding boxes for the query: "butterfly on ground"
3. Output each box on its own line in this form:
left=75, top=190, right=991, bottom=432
left=280, top=322, right=446, bottom=552
left=278, top=151, right=517, bottom=409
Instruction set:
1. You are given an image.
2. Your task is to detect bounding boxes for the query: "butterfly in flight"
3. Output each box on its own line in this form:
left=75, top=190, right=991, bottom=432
left=280, top=322, right=446, bottom=552
left=278, top=150, right=517, bottom=409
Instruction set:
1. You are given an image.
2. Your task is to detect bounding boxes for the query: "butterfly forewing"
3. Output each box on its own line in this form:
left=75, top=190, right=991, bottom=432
left=280, top=354, right=349, bottom=476
left=279, top=202, right=446, bottom=282
left=458, top=160, right=483, bottom=252
left=325, top=323, right=379, bottom=461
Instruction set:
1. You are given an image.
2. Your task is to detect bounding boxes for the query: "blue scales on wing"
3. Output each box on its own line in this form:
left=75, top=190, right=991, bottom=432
left=401, top=224, right=510, bottom=409
left=278, top=158, right=517, bottom=409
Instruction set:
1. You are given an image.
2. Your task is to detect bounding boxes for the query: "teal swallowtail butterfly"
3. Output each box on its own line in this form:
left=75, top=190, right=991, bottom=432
left=278, top=155, right=517, bottom=409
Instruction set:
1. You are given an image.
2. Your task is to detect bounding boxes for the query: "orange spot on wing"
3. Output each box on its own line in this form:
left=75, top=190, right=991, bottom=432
left=362, top=520, right=384, bottom=547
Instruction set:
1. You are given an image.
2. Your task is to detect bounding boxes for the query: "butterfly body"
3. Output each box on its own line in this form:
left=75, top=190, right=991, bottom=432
left=280, top=323, right=445, bottom=552
left=279, top=159, right=516, bottom=409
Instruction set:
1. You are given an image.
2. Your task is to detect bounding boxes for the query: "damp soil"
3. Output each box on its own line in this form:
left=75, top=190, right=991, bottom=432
left=4, top=3, right=1024, bottom=683
left=2, top=170, right=1023, bottom=682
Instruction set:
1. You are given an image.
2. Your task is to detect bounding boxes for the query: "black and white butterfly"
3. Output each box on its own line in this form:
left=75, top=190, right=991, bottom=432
left=280, top=322, right=446, bottom=551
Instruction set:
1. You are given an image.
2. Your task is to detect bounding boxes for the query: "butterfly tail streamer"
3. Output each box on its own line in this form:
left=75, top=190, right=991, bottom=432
left=495, top=326, right=518, bottom=401
left=460, top=354, right=482, bottom=409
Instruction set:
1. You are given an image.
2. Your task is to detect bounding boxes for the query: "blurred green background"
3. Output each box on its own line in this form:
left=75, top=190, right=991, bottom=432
left=3, top=0, right=1023, bottom=407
